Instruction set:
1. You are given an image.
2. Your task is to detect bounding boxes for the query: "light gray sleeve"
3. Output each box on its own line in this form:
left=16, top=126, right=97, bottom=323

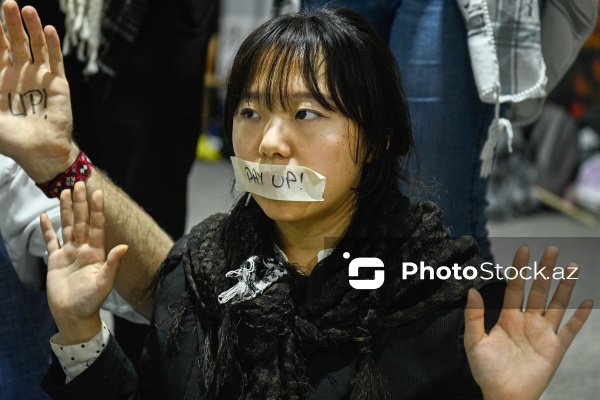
left=0, top=155, right=61, bottom=289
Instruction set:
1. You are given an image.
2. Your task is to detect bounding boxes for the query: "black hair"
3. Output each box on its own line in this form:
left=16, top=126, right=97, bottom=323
left=223, top=7, right=415, bottom=220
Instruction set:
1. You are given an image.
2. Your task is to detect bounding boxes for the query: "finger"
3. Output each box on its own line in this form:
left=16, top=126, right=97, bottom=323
left=40, top=212, right=60, bottom=253
left=72, top=181, right=89, bottom=244
left=557, top=299, right=593, bottom=350
left=21, top=6, right=48, bottom=66
left=97, top=245, right=129, bottom=291
left=88, top=190, right=105, bottom=250
left=502, top=245, right=530, bottom=310
left=44, top=25, right=65, bottom=78
left=545, top=263, right=580, bottom=330
left=0, top=8, right=12, bottom=67
left=3, top=0, right=32, bottom=65
left=60, top=188, right=74, bottom=244
left=464, top=289, right=486, bottom=351
left=525, top=246, right=557, bottom=313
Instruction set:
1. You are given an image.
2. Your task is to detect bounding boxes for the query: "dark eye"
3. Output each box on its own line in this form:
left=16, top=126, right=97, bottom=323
left=296, top=110, right=319, bottom=120
left=240, top=108, right=259, bottom=119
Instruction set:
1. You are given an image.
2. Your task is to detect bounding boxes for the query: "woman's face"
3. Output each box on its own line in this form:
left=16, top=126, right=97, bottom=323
left=232, top=70, right=364, bottom=226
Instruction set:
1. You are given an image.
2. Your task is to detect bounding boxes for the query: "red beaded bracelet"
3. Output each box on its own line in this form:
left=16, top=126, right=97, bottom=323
left=36, top=151, right=93, bottom=198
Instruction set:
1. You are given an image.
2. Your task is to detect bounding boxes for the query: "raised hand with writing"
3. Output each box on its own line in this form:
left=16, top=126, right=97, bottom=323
left=0, top=1, right=78, bottom=182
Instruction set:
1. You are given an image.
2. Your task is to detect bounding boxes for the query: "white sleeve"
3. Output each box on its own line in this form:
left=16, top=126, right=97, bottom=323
left=50, top=321, right=111, bottom=383
left=103, top=290, right=150, bottom=324
left=0, top=155, right=61, bottom=290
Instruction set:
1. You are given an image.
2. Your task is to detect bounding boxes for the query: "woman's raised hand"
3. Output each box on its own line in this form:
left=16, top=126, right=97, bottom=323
left=0, top=0, right=78, bottom=182
left=464, top=246, right=593, bottom=400
left=41, top=182, right=128, bottom=344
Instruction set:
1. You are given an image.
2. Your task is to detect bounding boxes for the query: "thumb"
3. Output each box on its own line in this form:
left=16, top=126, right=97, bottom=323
left=98, top=244, right=128, bottom=290
left=464, top=288, right=486, bottom=351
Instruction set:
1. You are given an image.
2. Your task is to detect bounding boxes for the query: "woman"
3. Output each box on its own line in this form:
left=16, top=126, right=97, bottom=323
left=13, top=4, right=589, bottom=400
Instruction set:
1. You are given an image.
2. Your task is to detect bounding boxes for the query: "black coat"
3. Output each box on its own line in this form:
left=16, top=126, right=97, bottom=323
left=42, top=256, right=505, bottom=399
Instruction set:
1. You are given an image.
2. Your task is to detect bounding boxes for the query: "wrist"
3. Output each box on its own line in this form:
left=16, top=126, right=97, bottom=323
left=35, top=150, right=92, bottom=198
left=55, top=315, right=103, bottom=346
left=26, top=144, right=81, bottom=183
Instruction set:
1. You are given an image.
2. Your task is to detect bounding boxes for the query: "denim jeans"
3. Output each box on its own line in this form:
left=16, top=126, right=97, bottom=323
left=304, top=0, right=494, bottom=261
left=0, top=236, right=54, bottom=399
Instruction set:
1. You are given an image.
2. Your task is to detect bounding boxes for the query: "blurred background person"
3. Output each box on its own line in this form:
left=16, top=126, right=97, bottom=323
left=301, top=0, right=597, bottom=263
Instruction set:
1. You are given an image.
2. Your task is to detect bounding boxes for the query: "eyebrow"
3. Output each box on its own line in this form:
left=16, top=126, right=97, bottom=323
left=242, top=91, right=331, bottom=102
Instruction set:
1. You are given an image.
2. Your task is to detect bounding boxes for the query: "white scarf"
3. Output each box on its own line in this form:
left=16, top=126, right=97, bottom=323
left=59, top=0, right=104, bottom=75
left=458, top=0, right=598, bottom=177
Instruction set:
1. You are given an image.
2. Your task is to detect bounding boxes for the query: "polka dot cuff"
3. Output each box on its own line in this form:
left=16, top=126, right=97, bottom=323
left=50, top=321, right=110, bottom=384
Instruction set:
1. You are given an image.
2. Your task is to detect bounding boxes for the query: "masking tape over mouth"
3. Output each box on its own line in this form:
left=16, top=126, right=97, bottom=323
left=230, top=156, right=326, bottom=201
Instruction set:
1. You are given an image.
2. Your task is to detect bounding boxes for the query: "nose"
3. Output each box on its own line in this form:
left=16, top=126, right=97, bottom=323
left=258, top=117, right=292, bottom=159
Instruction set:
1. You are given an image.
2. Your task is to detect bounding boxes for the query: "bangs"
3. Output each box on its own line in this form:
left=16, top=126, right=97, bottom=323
left=244, top=46, right=333, bottom=112
left=227, top=15, right=351, bottom=117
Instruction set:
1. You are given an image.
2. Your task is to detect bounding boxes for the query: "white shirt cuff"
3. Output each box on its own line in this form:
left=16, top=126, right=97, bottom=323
left=50, top=321, right=110, bottom=383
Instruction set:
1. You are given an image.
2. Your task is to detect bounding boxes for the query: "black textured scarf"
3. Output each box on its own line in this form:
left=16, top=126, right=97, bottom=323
left=154, top=192, right=494, bottom=399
